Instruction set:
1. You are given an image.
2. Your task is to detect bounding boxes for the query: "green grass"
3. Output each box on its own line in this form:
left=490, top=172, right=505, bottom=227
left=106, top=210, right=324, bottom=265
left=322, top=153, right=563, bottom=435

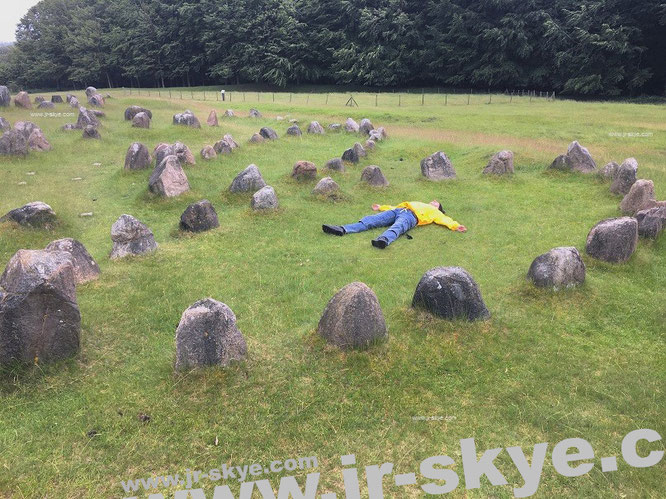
left=0, top=89, right=664, bottom=498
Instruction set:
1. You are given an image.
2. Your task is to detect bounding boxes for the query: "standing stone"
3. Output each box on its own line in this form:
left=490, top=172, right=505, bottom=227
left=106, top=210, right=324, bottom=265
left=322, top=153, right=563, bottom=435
left=610, top=158, right=638, bottom=195
left=223, top=134, right=239, bottom=149
left=549, top=155, right=573, bottom=171
left=229, top=164, right=266, bottom=193
left=173, top=110, right=201, bottom=128
left=38, top=101, right=55, bottom=109
left=180, top=200, right=219, bottom=232
left=0, top=117, right=10, bottom=131
left=174, top=298, right=247, bottom=371
left=0, top=129, right=28, bottom=156
left=13, top=121, right=39, bottom=139
left=88, top=94, right=105, bottom=107
left=342, top=142, right=366, bottom=163
left=329, top=123, right=341, bottom=131
left=0, top=86, right=9, bottom=107
left=566, top=141, right=596, bottom=172
left=635, top=207, right=666, bottom=239
left=173, top=141, right=196, bottom=165
left=360, top=165, right=389, bottom=187
left=131, top=111, right=151, bottom=129
left=620, top=179, right=656, bottom=215
left=66, top=94, right=74, bottom=103
left=259, top=127, right=278, bottom=140
left=307, top=121, right=325, bottom=134
left=344, top=118, right=359, bottom=133
left=585, top=217, right=638, bottom=263
left=214, top=139, right=233, bottom=155
left=148, top=155, right=190, bottom=197
left=200, top=145, right=217, bottom=160
left=34, top=96, right=45, bottom=104
left=76, top=107, right=100, bottom=129
left=0, top=249, right=80, bottom=365
left=82, top=125, right=101, bottom=139
left=317, top=282, right=387, bottom=350
left=600, top=161, right=620, bottom=180
left=421, top=151, right=456, bottom=180
left=249, top=108, right=262, bottom=118
left=154, top=143, right=175, bottom=166
left=124, top=106, right=152, bottom=120
left=109, top=214, right=158, bottom=259
left=0, top=202, right=57, bottom=228
left=359, top=118, right=374, bottom=135
left=223, top=109, right=235, bottom=117
left=364, top=140, right=376, bottom=151
left=412, top=267, right=490, bottom=320
left=207, top=110, right=219, bottom=127
left=251, top=185, right=279, bottom=210
left=287, top=125, right=302, bottom=136
left=85, top=86, right=97, bottom=98
left=527, top=247, right=586, bottom=289
left=51, top=95, right=64, bottom=104
left=124, top=142, right=152, bottom=170
left=28, top=129, right=51, bottom=151
left=483, top=150, right=514, bottom=175
left=292, top=160, right=317, bottom=180
left=14, top=91, right=31, bottom=108
left=313, top=177, right=339, bottom=197
left=69, top=97, right=80, bottom=108
left=249, top=133, right=265, bottom=143
left=45, top=238, right=100, bottom=284
left=324, top=158, right=345, bottom=172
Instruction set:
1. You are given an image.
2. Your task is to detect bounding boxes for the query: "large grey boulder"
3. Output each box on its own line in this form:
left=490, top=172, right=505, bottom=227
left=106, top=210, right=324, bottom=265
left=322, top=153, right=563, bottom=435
left=635, top=206, right=666, bottom=239
left=324, top=158, right=345, bottom=172
left=14, top=91, right=31, bottom=108
left=527, top=247, right=586, bottom=289
left=0, top=249, right=80, bottom=365
left=148, top=155, right=190, bottom=197
left=180, top=200, right=219, bottom=232
left=483, top=150, right=514, bottom=175
left=610, top=158, right=638, bottom=195
left=174, top=298, right=247, bottom=371
left=585, top=217, right=638, bottom=263
left=131, top=112, right=151, bottom=129
left=620, top=179, right=656, bottom=215
left=292, top=160, right=317, bottom=180
left=124, top=106, right=152, bottom=121
left=361, top=165, right=389, bottom=187
left=109, top=214, right=158, bottom=259
left=312, top=177, right=340, bottom=197
left=0, top=129, right=28, bottom=156
left=359, top=118, right=374, bottom=135
left=251, top=185, right=279, bottom=211
left=287, top=125, right=302, bottom=137
left=421, top=151, right=456, bottom=180
left=1, top=202, right=57, bottom=228
left=124, top=142, right=152, bottom=170
left=307, top=121, right=325, bottom=134
left=549, top=155, right=572, bottom=171
left=412, top=267, right=490, bottom=320
left=85, top=86, right=97, bottom=99
left=317, top=282, right=387, bottom=350
left=0, top=117, right=10, bottom=131
left=173, top=110, right=201, bottom=128
left=229, top=164, right=266, bottom=193
left=0, top=86, right=9, bottom=107
left=342, top=142, right=366, bottom=163
left=76, top=107, right=100, bottom=129
left=565, top=141, right=596, bottom=172
left=45, top=238, right=100, bottom=284
left=259, top=127, right=278, bottom=140
left=344, top=118, right=360, bottom=133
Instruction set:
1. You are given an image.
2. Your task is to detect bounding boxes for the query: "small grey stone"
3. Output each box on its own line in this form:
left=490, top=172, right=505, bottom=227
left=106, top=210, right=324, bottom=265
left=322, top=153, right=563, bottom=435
left=421, top=151, right=456, bottom=180
left=229, top=164, right=266, bottom=193
left=610, top=158, right=638, bottom=195
left=527, top=247, right=586, bottom=289
left=173, top=110, right=201, bottom=128
left=620, top=179, right=656, bottom=215
left=131, top=112, right=151, bottom=129
left=124, top=142, right=152, bottom=170
left=287, top=125, right=302, bottom=137
left=324, top=158, right=345, bottom=172
left=307, top=121, right=325, bottom=134
left=124, top=106, right=152, bottom=121
left=585, top=217, right=638, bottom=263
left=1, top=201, right=57, bottom=228
left=360, top=165, right=389, bottom=187
left=109, top=214, right=158, bottom=259
left=180, top=200, right=219, bottom=232
left=359, top=118, right=374, bottom=135
left=259, top=127, right=278, bottom=140
left=292, top=161, right=317, bottom=180
left=251, top=185, right=279, bottom=210
left=148, top=155, right=190, bottom=197
left=344, top=118, right=360, bottom=133
left=483, top=150, right=514, bottom=175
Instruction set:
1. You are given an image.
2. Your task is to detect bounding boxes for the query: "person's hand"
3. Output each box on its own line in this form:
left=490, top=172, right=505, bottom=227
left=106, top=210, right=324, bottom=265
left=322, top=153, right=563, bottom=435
left=456, top=225, right=467, bottom=233
left=372, top=204, right=381, bottom=211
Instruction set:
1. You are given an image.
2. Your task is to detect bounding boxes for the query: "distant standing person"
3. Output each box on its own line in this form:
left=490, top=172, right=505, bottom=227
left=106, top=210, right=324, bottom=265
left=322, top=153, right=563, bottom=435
left=220, top=89, right=226, bottom=101
left=322, top=200, right=466, bottom=249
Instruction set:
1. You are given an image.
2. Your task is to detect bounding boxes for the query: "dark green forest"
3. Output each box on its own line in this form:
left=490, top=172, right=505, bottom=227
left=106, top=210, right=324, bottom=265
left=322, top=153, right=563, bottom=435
left=1, top=0, right=665, bottom=96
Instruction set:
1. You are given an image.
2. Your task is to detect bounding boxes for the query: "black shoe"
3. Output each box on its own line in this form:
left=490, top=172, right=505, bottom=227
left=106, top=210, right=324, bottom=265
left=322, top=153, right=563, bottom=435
left=371, top=237, right=388, bottom=249
left=322, top=224, right=345, bottom=236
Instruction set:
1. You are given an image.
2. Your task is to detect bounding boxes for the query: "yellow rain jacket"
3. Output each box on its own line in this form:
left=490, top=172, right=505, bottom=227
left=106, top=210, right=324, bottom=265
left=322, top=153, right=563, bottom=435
left=378, top=201, right=461, bottom=230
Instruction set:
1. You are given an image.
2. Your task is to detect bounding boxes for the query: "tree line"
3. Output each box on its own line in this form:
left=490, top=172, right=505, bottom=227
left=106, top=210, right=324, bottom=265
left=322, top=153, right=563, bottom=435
left=0, top=0, right=664, bottom=97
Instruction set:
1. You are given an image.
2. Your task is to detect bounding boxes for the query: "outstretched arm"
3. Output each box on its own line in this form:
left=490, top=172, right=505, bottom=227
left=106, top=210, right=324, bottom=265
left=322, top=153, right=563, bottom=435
left=434, top=213, right=466, bottom=232
left=372, top=204, right=395, bottom=212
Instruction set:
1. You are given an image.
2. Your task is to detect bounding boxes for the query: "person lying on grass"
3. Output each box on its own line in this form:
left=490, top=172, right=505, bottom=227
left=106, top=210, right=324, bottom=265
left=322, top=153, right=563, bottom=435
left=322, top=200, right=467, bottom=249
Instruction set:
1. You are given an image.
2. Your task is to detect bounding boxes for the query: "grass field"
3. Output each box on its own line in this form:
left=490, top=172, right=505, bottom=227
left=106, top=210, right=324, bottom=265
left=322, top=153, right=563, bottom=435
left=0, top=89, right=664, bottom=498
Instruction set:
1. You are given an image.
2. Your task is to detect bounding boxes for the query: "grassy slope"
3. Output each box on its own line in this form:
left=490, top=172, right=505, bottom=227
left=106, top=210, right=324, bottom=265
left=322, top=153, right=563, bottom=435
left=0, top=91, right=664, bottom=498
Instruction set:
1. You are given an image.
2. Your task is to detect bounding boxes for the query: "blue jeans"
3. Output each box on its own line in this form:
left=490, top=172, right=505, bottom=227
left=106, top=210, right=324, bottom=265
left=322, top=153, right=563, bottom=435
left=343, top=209, right=418, bottom=245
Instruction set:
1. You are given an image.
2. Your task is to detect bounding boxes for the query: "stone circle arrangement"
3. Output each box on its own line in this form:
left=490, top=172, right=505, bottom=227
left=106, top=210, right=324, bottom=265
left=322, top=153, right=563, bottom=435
left=0, top=86, right=664, bottom=371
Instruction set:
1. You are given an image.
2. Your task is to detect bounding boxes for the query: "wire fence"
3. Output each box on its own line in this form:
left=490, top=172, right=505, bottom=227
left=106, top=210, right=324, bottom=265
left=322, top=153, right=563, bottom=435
left=120, top=87, right=556, bottom=108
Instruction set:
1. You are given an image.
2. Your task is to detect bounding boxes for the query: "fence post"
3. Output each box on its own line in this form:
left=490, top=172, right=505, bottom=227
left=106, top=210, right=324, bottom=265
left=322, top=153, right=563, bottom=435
left=148, top=89, right=150, bottom=96
left=243, top=92, right=246, bottom=102
left=399, top=94, right=401, bottom=107
left=445, top=94, right=448, bottom=106
left=191, top=90, right=194, bottom=99
left=169, top=89, right=172, bottom=99
left=326, top=93, right=329, bottom=105
left=158, top=88, right=161, bottom=97
left=375, top=94, right=378, bottom=107
left=421, top=89, right=424, bottom=106
left=468, top=91, right=470, bottom=105
left=204, top=91, right=206, bottom=101
left=307, top=93, right=310, bottom=104
left=289, top=93, right=292, bottom=103
left=510, top=91, right=513, bottom=103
